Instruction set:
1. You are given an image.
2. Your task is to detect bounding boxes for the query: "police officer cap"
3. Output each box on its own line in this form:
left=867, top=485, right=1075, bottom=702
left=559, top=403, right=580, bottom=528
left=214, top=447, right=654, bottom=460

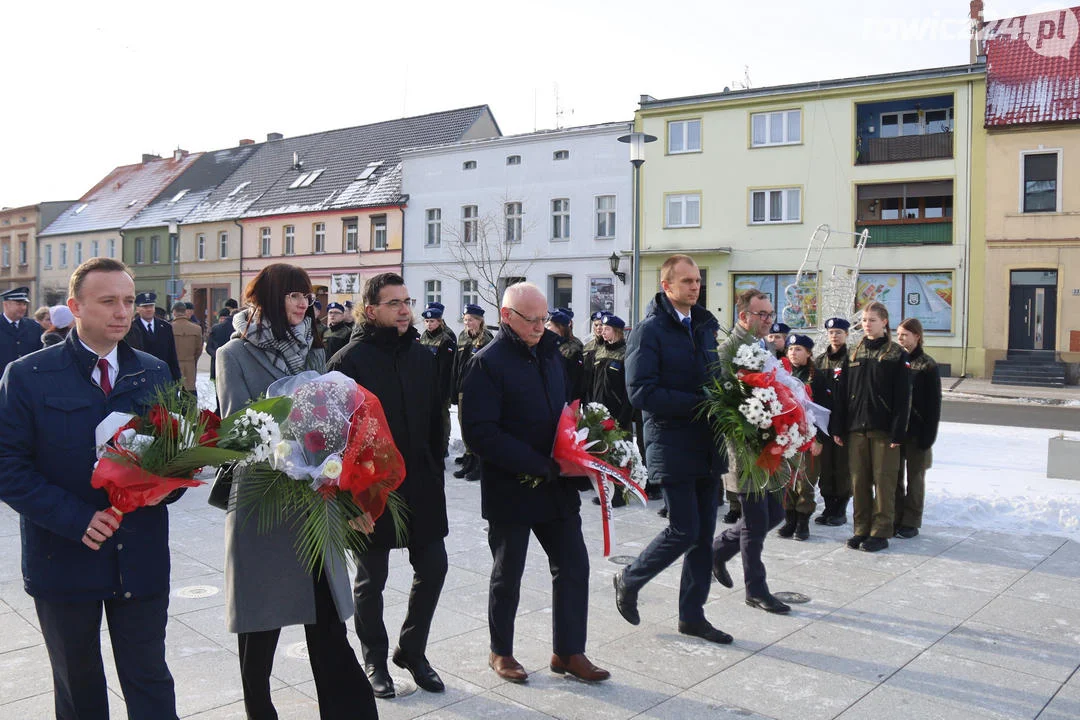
left=548, top=310, right=571, bottom=326
left=824, top=317, right=851, bottom=331
left=602, top=314, right=626, bottom=330
left=769, top=322, right=791, bottom=335
left=421, top=301, right=444, bottom=319
left=327, top=302, right=345, bottom=313
left=312, top=300, right=322, bottom=311
left=136, top=292, right=157, bottom=306
left=787, top=334, right=814, bottom=351
left=0, top=286, right=30, bottom=302
left=590, top=310, right=611, bottom=322
left=463, top=304, right=485, bottom=318
left=556, top=307, right=574, bottom=320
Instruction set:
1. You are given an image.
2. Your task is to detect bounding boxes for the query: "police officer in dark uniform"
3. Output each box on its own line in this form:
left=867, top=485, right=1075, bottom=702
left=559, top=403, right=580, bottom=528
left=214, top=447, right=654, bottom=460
left=419, top=302, right=457, bottom=452
left=814, top=317, right=852, bottom=526
left=124, top=292, right=181, bottom=382
left=451, top=304, right=494, bottom=481
left=546, top=309, right=585, bottom=400
left=0, top=287, right=43, bottom=377
left=322, top=302, right=354, bottom=359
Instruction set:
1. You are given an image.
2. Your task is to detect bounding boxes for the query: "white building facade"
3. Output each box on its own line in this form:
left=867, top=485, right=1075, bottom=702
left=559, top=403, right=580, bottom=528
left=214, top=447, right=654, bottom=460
left=401, top=122, right=633, bottom=340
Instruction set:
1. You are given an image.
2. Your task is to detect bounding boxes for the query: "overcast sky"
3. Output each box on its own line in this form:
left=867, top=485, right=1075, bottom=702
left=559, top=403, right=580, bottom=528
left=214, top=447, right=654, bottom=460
left=0, top=0, right=1059, bottom=209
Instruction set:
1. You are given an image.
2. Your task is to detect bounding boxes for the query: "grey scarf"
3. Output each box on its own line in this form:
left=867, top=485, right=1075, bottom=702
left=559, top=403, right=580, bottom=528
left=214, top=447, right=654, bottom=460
left=233, top=308, right=314, bottom=375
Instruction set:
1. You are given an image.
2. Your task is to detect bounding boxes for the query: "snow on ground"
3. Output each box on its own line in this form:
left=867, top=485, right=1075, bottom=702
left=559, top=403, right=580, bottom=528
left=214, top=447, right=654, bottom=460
left=198, top=372, right=1080, bottom=542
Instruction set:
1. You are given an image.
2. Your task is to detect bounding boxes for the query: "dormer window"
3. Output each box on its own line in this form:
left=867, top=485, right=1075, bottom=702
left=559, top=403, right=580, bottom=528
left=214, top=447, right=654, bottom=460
left=553, top=150, right=569, bottom=161
left=463, top=160, right=477, bottom=170
left=506, top=155, right=522, bottom=166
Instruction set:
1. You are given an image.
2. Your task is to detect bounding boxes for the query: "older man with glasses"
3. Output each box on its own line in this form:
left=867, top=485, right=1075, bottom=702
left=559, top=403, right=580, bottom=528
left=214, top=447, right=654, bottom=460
left=461, top=282, right=609, bottom=685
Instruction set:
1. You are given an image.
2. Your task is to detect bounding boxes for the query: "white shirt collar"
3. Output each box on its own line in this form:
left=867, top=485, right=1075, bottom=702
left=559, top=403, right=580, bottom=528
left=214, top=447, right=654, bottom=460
left=79, top=339, right=118, bottom=372
left=675, top=308, right=692, bottom=323
left=144, top=318, right=155, bottom=331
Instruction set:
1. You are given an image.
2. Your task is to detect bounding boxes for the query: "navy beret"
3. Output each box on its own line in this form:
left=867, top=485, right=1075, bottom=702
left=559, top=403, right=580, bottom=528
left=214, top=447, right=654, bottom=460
left=421, top=301, right=445, bottom=319
left=769, top=322, right=791, bottom=334
left=787, top=334, right=814, bottom=351
left=327, top=302, right=345, bottom=313
left=548, top=310, right=571, bottom=326
left=602, top=314, right=626, bottom=329
left=590, top=310, right=612, bottom=322
left=463, top=304, right=485, bottom=318
left=556, top=307, right=574, bottom=320
left=824, top=317, right=851, bottom=331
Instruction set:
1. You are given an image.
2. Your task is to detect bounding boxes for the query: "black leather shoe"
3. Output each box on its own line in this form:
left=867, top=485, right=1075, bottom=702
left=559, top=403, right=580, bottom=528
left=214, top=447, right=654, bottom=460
left=677, top=619, right=733, bottom=644
left=860, top=536, right=889, bottom=552
left=846, top=534, right=868, bottom=549
left=613, top=571, right=639, bottom=625
left=826, top=514, right=847, bottom=526
left=392, top=648, right=444, bottom=693
left=722, top=509, right=741, bottom=524
left=745, top=593, right=791, bottom=614
left=453, top=455, right=466, bottom=465
left=711, top=553, right=733, bottom=588
left=794, top=513, right=810, bottom=541
left=776, top=510, right=797, bottom=538
left=895, top=526, right=919, bottom=539
left=365, top=663, right=395, bottom=699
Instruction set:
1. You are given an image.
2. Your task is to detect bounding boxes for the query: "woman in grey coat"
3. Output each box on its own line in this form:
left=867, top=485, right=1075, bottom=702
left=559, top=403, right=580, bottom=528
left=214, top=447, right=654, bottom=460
left=216, top=263, right=377, bottom=720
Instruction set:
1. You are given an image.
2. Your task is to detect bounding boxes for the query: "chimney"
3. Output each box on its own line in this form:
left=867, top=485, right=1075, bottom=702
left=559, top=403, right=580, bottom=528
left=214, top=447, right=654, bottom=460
left=173, top=148, right=187, bottom=161
left=267, top=132, right=284, bottom=142
left=639, top=94, right=656, bottom=106
left=970, top=0, right=985, bottom=63
left=142, top=153, right=161, bottom=163
left=239, top=138, right=255, bottom=146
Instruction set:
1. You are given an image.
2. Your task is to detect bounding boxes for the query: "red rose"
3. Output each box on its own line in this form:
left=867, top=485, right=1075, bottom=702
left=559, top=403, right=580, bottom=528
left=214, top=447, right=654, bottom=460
left=199, top=409, right=221, bottom=431
left=601, top=418, right=616, bottom=432
left=304, top=431, right=327, bottom=453
left=199, top=429, right=219, bottom=447
left=312, top=405, right=329, bottom=420
left=289, top=409, right=305, bottom=423
left=148, top=406, right=179, bottom=436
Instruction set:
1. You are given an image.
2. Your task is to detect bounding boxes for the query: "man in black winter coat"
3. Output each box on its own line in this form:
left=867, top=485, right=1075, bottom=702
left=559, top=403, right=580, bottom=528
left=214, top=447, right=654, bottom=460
left=326, top=273, right=448, bottom=699
left=461, top=282, right=610, bottom=685
left=124, top=292, right=181, bottom=382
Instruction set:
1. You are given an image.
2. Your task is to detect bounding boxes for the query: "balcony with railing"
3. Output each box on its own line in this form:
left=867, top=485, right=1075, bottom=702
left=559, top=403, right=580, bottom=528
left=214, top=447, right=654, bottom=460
left=855, top=94, right=955, bottom=165
left=856, top=180, right=954, bottom=246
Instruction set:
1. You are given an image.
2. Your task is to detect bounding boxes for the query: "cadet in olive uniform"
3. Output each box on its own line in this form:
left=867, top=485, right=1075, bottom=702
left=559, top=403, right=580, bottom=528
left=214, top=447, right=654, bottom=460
left=831, top=301, right=911, bottom=553
left=813, top=317, right=852, bottom=526
left=451, top=304, right=494, bottom=480
left=419, top=302, right=458, bottom=452
left=894, top=318, right=941, bottom=539
left=583, top=314, right=631, bottom=508
left=582, top=310, right=608, bottom=355
left=0, top=287, right=43, bottom=377
left=776, top=335, right=827, bottom=541
left=322, top=302, right=354, bottom=360
left=546, top=309, right=585, bottom=400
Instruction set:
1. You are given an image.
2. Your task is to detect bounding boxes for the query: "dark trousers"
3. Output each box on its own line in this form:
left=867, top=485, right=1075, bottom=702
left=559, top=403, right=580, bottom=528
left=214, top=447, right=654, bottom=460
left=622, top=474, right=719, bottom=623
left=488, top=514, right=589, bottom=657
left=713, top=490, right=785, bottom=597
left=34, top=591, right=176, bottom=720
left=238, top=574, right=376, bottom=720
left=896, top=445, right=931, bottom=528
left=817, top=439, right=851, bottom=500
left=353, top=539, right=448, bottom=664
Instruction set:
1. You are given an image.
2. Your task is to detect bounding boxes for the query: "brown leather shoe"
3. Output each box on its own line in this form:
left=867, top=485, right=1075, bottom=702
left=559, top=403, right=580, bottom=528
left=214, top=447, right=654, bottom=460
left=550, top=653, right=611, bottom=682
left=488, top=652, right=528, bottom=683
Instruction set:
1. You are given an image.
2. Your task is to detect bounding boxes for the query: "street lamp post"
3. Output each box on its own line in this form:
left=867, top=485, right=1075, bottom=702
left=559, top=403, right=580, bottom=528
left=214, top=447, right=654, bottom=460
left=617, top=131, right=656, bottom=327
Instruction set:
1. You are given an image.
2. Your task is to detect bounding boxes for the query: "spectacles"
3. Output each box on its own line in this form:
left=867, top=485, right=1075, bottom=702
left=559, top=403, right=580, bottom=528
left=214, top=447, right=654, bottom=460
left=749, top=311, right=777, bottom=320
left=285, top=292, right=316, bottom=305
left=507, top=307, right=548, bottom=325
left=373, top=298, right=416, bottom=310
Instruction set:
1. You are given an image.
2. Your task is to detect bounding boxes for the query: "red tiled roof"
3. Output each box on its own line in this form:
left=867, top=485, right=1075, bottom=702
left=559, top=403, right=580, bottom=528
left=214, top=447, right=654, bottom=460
left=984, top=6, right=1080, bottom=126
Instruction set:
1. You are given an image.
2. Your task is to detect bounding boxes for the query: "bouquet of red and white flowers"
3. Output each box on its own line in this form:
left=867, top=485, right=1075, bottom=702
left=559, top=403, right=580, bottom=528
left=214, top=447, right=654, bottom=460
left=228, top=371, right=407, bottom=574
left=92, top=385, right=251, bottom=524
left=701, top=342, right=829, bottom=493
left=551, top=400, right=648, bottom=556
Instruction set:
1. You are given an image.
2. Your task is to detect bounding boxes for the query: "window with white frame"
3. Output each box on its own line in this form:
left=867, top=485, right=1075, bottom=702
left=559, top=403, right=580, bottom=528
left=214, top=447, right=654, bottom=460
left=461, top=279, right=479, bottom=308
left=881, top=108, right=953, bottom=137
left=313, top=222, right=326, bottom=253
left=344, top=220, right=358, bottom=252
left=74, top=241, right=83, bottom=265
left=150, top=235, right=160, bottom=263
left=463, top=160, right=477, bottom=170
left=44, top=244, right=52, bottom=268
left=462, top=205, right=478, bottom=244
left=1021, top=151, right=1060, bottom=213
left=750, top=188, right=801, bottom=224
left=506, top=155, right=522, bottom=166
left=751, top=109, right=801, bottom=147
left=108, top=238, right=115, bottom=258
left=596, top=195, right=616, bottom=238
left=505, top=202, right=522, bottom=243
left=60, top=242, right=68, bottom=267
left=219, top=231, right=228, bottom=258
left=91, top=239, right=99, bottom=257
left=425, top=279, right=442, bottom=306
left=371, top=215, right=388, bottom=250
left=665, top=193, right=701, bottom=228
left=18, top=238, right=27, bottom=265
left=551, top=199, right=570, bottom=240
left=135, top=237, right=145, bottom=264
left=283, top=225, right=295, bottom=255
left=426, top=209, right=442, bottom=247
left=553, top=150, right=569, bottom=161
left=197, top=233, right=206, bottom=260
left=1, top=243, right=9, bottom=268
left=667, top=119, right=702, bottom=154
left=260, top=227, right=271, bottom=256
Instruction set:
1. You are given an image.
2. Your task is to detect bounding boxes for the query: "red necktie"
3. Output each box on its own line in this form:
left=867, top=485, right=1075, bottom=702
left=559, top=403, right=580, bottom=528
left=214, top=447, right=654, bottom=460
left=97, top=358, right=112, bottom=396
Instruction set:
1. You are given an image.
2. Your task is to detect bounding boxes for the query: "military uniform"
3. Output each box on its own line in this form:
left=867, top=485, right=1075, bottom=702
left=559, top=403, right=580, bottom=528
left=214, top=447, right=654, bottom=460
left=895, top=347, right=941, bottom=536
left=0, top=287, right=43, bottom=377
left=813, top=340, right=851, bottom=525
left=451, top=305, right=494, bottom=480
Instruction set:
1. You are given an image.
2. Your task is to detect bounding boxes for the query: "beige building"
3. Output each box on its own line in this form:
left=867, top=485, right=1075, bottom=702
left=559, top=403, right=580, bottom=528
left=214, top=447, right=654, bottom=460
left=0, top=202, right=74, bottom=304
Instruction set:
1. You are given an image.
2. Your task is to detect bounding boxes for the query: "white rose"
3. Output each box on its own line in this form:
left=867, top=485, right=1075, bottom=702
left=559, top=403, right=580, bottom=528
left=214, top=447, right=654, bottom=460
left=322, top=457, right=343, bottom=480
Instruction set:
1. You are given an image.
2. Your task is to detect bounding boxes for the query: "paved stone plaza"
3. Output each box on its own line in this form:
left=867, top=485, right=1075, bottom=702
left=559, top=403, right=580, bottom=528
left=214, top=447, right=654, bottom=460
left=2, top=463, right=1078, bottom=720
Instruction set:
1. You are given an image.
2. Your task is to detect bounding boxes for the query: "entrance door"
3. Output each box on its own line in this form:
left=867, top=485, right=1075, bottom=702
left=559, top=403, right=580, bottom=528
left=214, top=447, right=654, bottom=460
left=1008, top=270, right=1058, bottom=351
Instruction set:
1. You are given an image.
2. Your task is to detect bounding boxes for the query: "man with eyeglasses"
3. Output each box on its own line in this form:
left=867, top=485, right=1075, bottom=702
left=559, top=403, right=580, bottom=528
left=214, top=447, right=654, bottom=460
left=461, top=282, right=610, bottom=684
left=326, top=272, right=449, bottom=699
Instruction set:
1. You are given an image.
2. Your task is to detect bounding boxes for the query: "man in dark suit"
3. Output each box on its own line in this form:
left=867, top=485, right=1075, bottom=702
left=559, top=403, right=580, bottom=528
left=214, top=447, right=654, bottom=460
left=0, top=286, right=44, bottom=376
left=205, top=308, right=233, bottom=381
left=124, top=292, right=181, bottom=382
left=461, top=282, right=609, bottom=685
